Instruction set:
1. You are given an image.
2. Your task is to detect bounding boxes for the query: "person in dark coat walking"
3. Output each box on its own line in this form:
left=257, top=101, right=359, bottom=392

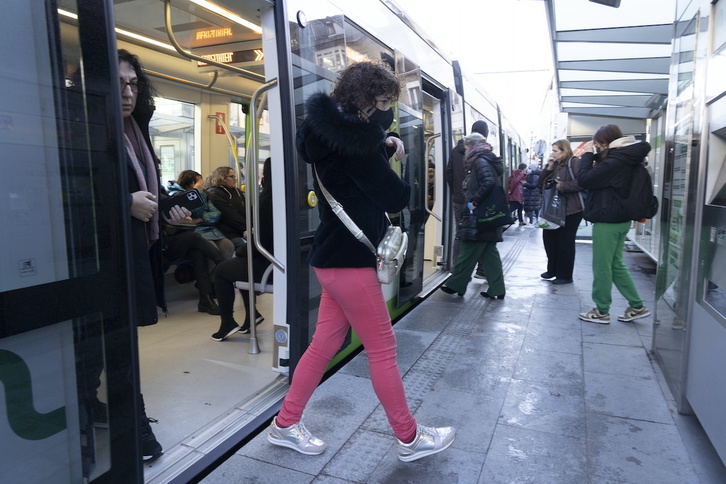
left=441, top=132, right=506, bottom=299
left=576, top=124, right=651, bottom=324
left=446, top=120, right=490, bottom=276
left=268, top=60, right=455, bottom=463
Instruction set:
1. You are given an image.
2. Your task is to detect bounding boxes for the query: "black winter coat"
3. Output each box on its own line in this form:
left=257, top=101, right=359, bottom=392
left=207, top=186, right=246, bottom=239
left=445, top=139, right=466, bottom=204
left=463, top=144, right=505, bottom=242
left=296, top=92, right=411, bottom=268
left=522, top=170, right=542, bottom=212
left=126, top=109, right=165, bottom=326
left=577, top=138, right=651, bottom=223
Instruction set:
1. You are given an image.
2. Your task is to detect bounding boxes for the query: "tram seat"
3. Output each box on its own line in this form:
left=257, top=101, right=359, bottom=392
left=234, top=263, right=274, bottom=294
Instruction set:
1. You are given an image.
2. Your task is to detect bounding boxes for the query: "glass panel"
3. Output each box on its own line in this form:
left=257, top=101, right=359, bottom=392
left=153, top=98, right=196, bottom=185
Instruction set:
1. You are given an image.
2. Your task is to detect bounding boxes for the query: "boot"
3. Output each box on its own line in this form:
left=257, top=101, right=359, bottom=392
left=212, top=316, right=240, bottom=342
left=198, top=294, right=220, bottom=315
left=140, top=394, right=163, bottom=462
left=239, top=291, right=264, bottom=334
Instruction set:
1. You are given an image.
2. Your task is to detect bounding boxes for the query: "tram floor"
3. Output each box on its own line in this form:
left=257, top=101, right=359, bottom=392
left=138, top=275, right=278, bottom=453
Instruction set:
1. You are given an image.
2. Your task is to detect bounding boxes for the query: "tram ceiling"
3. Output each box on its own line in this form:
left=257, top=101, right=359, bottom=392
left=545, top=0, right=676, bottom=120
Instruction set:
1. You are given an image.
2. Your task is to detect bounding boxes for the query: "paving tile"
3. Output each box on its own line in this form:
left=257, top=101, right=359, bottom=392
left=499, top=379, right=586, bottom=439
left=583, top=342, right=655, bottom=378
left=522, top=324, right=583, bottom=355
left=587, top=413, right=699, bottom=484
left=322, top=429, right=392, bottom=482
left=479, top=425, right=588, bottom=484
left=368, top=446, right=484, bottom=484
left=513, top=347, right=584, bottom=387
left=585, top=371, right=673, bottom=424
left=201, top=454, right=314, bottom=483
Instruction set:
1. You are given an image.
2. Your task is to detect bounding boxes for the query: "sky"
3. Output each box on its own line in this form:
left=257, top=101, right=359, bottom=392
left=392, top=0, right=554, bottom=138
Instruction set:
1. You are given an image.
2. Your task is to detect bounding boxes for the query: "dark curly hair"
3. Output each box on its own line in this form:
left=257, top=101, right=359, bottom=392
left=331, top=60, right=400, bottom=115
left=118, top=49, right=155, bottom=119
left=177, top=170, right=202, bottom=190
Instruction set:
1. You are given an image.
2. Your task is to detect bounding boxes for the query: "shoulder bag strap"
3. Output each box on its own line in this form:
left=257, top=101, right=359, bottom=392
left=566, top=157, right=586, bottom=209
left=313, top=165, right=377, bottom=254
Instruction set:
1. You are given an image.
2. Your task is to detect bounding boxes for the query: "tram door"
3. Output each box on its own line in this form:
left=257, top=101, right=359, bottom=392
left=1, top=1, right=144, bottom=482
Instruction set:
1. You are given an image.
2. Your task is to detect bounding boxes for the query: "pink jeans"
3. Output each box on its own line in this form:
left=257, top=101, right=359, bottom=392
left=276, top=267, right=417, bottom=442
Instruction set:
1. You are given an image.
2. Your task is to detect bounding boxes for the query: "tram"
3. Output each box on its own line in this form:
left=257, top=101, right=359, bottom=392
left=0, top=0, right=524, bottom=482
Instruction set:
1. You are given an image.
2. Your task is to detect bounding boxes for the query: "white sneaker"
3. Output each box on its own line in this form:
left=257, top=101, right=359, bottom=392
left=618, top=306, right=651, bottom=322
left=578, top=308, right=610, bottom=324
left=267, top=417, right=327, bottom=455
left=395, top=424, right=456, bottom=462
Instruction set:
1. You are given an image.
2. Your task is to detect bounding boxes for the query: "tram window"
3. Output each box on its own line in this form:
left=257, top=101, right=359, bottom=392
left=152, top=98, right=196, bottom=184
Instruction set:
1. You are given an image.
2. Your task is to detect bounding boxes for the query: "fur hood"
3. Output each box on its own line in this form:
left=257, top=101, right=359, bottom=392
left=297, top=92, right=387, bottom=165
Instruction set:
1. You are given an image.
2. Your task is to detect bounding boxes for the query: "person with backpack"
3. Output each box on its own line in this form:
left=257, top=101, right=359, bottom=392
left=576, top=124, right=652, bottom=324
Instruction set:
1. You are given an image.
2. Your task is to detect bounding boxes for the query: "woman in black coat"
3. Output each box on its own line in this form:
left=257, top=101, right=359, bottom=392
left=267, top=61, right=455, bottom=463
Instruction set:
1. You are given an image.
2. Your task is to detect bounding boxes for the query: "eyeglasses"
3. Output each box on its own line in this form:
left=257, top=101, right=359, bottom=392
left=120, top=79, right=140, bottom=93
left=225, top=175, right=237, bottom=179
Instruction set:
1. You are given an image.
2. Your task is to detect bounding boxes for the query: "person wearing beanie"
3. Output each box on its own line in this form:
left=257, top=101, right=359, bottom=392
left=445, top=120, right=490, bottom=277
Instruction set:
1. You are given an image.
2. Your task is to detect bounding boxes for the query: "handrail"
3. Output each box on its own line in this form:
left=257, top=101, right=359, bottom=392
left=163, top=0, right=265, bottom=83
left=207, top=114, right=237, bottom=165
left=244, top=79, right=280, bottom=354
left=247, top=79, right=282, bottom=272
left=145, top=69, right=251, bottom=99
left=425, top=134, right=442, bottom=222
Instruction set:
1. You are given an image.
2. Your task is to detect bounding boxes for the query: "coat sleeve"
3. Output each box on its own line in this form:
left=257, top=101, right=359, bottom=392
left=559, top=157, right=584, bottom=194
left=470, top=156, right=496, bottom=205
left=208, top=189, right=246, bottom=232
left=577, top=152, right=620, bottom=190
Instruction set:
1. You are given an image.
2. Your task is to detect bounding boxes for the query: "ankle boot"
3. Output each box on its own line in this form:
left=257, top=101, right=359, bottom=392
left=139, top=394, right=163, bottom=462
left=239, top=311, right=264, bottom=334
left=198, top=295, right=221, bottom=315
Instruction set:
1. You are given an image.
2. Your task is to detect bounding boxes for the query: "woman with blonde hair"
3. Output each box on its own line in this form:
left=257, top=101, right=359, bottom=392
left=538, top=139, right=585, bottom=285
left=206, top=166, right=247, bottom=250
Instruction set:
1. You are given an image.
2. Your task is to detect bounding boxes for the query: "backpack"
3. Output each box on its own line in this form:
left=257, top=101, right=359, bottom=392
left=619, top=163, right=658, bottom=221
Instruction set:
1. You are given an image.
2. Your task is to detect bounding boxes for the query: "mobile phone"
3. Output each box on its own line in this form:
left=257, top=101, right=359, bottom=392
left=160, top=189, right=204, bottom=219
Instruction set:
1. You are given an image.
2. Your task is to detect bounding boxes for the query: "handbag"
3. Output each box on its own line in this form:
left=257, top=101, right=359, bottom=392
left=314, top=166, right=408, bottom=284
left=539, top=176, right=566, bottom=228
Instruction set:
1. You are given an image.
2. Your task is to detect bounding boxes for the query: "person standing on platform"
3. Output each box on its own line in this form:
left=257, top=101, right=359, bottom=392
left=440, top=132, right=506, bottom=299
left=507, top=163, right=527, bottom=226
left=446, top=120, right=490, bottom=278
left=538, top=139, right=585, bottom=285
left=523, top=163, right=542, bottom=226
left=268, top=60, right=455, bottom=462
left=576, top=124, right=651, bottom=324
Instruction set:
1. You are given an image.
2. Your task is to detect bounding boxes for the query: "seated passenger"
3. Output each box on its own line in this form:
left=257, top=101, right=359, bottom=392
left=206, top=166, right=247, bottom=250
left=168, top=170, right=234, bottom=259
left=163, top=224, right=226, bottom=315
left=212, top=158, right=274, bottom=341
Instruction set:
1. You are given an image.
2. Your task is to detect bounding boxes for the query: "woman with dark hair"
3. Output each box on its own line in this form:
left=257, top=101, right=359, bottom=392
left=538, top=139, right=585, bottom=284
left=576, top=124, right=651, bottom=324
left=118, top=49, right=190, bottom=462
left=267, top=60, right=455, bottom=462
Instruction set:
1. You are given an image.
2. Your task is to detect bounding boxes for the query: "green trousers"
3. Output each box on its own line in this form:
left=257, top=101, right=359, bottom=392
left=446, top=240, right=505, bottom=296
left=591, top=222, right=643, bottom=314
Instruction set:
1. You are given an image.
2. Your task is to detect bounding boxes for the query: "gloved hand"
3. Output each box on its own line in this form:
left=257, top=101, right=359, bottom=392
left=467, top=201, right=476, bottom=212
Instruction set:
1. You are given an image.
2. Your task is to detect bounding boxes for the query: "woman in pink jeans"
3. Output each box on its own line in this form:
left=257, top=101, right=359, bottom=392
left=267, top=60, right=455, bottom=463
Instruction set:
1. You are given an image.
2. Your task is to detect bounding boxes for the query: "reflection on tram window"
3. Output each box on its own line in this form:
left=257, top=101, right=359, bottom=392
left=705, top=227, right=726, bottom=318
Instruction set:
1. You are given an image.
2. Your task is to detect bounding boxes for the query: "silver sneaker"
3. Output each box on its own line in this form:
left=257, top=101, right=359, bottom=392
left=267, top=417, right=327, bottom=455
left=395, top=424, right=456, bottom=462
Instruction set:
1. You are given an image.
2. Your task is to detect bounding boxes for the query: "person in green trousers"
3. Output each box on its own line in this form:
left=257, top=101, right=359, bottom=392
left=441, top=130, right=506, bottom=299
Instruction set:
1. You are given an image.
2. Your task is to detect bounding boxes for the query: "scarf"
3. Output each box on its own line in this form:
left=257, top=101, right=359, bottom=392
left=464, top=142, right=493, bottom=172
left=124, top=116, right=160, bottom=246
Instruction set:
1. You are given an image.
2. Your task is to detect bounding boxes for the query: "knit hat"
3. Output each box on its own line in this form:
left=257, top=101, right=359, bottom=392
left=471, top=120, right=488, bottom=138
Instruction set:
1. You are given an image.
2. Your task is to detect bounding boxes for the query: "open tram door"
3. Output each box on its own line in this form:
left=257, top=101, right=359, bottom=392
left=1, top=0, right=150, bottom=481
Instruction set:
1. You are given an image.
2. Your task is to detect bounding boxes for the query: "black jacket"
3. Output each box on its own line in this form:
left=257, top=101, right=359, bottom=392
left=465, top=145, right=505, bottom=242
left=522, top=170, right=542, bottom=212
left=296, top=92, right=411, bottom=268
left=577, top=137, right=651, bottom=223
left=126, top=109, right=165, bottom=326
left=445, top=139, right=466, bottom=204
left=207, top=186, right=246, bottom=239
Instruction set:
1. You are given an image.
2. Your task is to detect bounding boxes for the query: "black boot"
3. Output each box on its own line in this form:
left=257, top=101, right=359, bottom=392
left=140, top=395, right=163, bottom=462
left=212, top=316, right=240, bottom=341
left=239, top=292, right=264, bottom=334
left=198, top=294, right=221, bottom=315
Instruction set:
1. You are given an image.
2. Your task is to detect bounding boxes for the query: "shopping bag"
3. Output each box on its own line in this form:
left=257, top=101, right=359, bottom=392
left=540, top=182, right=566, bottom=228
left=476, top=186, right=514, bottom=230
